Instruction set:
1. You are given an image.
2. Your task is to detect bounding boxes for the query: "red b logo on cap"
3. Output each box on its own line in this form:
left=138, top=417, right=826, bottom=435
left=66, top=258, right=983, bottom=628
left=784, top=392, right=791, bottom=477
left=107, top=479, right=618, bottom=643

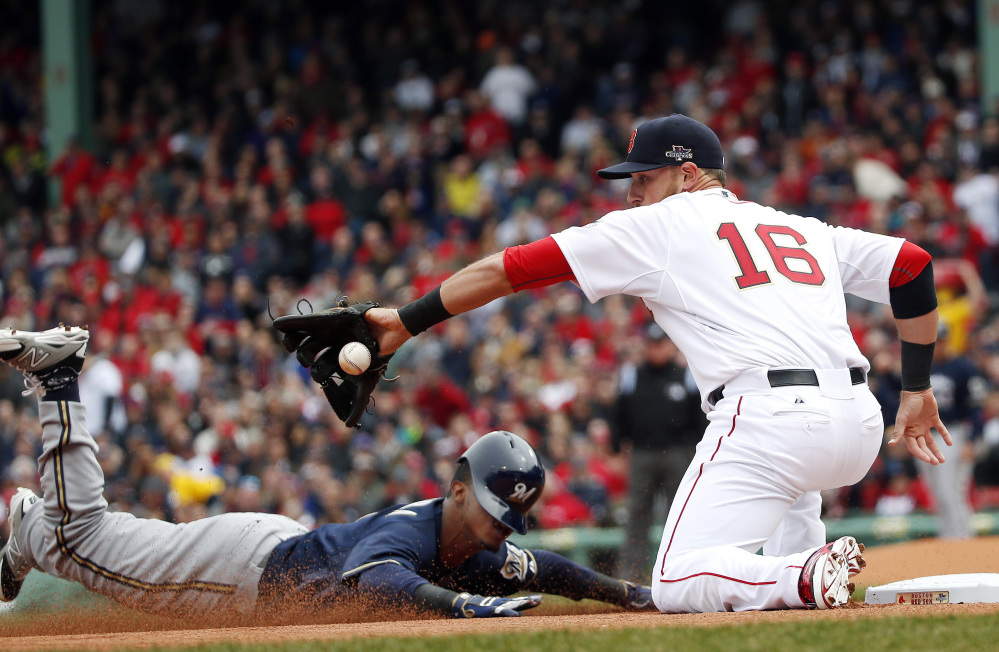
left=627, top=129, right=637, bottom=154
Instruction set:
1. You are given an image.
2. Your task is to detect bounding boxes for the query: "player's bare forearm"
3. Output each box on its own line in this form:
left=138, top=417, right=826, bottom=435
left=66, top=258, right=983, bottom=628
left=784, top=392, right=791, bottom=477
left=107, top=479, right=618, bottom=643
left=439, top=252, right=514, bottom=314
left=895, top=309, right=939, bottom=344
left=366, top=252, right=514, bottom=356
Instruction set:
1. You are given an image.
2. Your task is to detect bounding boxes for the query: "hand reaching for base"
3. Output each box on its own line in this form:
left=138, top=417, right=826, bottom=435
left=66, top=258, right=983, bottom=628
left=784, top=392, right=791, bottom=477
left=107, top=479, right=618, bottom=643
left=451, top=593, right=543, bottom=618
left=889, top=389, right=952, bottom=465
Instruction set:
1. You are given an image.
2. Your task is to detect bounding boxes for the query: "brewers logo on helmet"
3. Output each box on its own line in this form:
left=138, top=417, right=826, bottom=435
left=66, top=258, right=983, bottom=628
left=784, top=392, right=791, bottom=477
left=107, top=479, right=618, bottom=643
left=458, top=431, right=545, bottom=535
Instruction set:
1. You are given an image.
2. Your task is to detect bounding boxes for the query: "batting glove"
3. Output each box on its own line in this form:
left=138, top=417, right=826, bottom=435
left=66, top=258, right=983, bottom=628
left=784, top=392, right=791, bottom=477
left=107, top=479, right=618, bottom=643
left=451, top=593, right=543, bottom=618
left=622, top=581, right=656, bottom=610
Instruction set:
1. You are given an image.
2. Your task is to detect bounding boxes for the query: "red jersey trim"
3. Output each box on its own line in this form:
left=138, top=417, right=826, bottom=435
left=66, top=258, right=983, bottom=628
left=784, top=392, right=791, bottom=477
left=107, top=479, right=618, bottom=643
left=503, top=237, right=576, bottom=291
left=889, top=241, right=931, bottom=288
left=659, top=572, right=777, bottom=586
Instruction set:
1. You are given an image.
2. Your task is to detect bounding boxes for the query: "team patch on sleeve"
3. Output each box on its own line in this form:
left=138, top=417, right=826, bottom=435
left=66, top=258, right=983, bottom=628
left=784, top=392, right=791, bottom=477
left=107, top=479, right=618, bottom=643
left=500, top=542, right=537, bottom=583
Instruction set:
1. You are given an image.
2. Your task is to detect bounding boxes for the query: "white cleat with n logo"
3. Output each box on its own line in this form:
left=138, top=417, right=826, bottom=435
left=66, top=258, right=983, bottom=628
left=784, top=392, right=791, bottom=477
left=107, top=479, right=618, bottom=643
left=0, top=324, right=89, bottom=396
left=15, top=346, right=51, bottom=370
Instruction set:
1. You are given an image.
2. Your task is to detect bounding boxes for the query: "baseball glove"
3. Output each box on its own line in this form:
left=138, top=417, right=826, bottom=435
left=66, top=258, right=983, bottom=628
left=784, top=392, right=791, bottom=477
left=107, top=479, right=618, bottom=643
left=272, top=297, right=393, bottom=428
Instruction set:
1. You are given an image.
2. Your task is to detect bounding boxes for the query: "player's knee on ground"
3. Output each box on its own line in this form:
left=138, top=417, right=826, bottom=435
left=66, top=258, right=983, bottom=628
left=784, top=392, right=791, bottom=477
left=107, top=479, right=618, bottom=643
left=650, top=552, right=686, bottom=613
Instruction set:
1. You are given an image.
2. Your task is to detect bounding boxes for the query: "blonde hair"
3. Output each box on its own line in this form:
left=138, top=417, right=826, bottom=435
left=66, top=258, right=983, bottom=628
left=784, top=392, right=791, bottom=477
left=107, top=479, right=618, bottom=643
left=700, top=168, right=727, bottom=187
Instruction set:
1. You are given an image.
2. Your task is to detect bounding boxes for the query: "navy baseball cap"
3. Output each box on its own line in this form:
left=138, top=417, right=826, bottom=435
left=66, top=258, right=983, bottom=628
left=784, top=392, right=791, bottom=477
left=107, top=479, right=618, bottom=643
left=597, top=114, right=725, bottom=179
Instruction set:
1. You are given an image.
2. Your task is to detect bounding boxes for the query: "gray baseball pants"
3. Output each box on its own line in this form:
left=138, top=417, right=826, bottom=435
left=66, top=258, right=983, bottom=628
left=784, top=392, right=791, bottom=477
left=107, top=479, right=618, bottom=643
left=616, top=446, right=696, bottom=583
left=916, top=423, right=973, bottom=538
left=18, top=400, right=308, bottom=616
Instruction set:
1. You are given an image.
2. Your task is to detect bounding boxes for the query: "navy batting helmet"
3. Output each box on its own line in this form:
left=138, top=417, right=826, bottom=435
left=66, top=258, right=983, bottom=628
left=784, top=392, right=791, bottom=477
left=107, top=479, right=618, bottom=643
left=458, top=431, right=545, bottom=535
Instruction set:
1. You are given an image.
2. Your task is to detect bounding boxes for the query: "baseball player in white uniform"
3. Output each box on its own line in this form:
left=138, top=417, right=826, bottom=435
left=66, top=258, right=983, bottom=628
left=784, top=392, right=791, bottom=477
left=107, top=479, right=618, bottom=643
left=367, top=113, right=950, bottom=612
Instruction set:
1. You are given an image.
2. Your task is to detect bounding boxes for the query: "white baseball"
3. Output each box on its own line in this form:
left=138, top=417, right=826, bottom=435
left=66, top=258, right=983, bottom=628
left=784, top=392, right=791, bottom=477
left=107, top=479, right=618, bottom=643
left=338, top=342, right=371, bottom=375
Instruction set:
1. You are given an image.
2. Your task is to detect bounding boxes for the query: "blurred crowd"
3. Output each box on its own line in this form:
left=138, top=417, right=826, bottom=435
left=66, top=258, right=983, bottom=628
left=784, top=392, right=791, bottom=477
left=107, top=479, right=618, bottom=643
left=2, top=0, right=999, bottom=534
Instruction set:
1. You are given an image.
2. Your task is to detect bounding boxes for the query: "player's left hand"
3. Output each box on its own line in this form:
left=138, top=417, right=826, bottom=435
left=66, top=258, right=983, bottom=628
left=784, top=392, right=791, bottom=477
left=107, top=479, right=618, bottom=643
left=621, top=581, right=656, bottom=610
left=364, top=307, right=412, bottom=356
left=889, top=388, right=952, bottom=465
left=451, top=593, right=543, bottom=617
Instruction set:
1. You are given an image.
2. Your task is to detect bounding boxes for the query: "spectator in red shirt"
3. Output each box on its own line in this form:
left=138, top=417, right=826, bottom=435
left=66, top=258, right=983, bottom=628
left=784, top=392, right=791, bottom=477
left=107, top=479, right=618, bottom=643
left=50, top=138, right=101, bottom=208
left=95, top=148, right=137, bottom=196
left=68, top=241, right=111, bottom=298
left=535, top=471, right=595, bottom=529
left=305, top=164, right=348, bottom=240
left=767, top=149, right=810, bottom=210
left=552, top=290, right=595, bottom=346
left=413, top=365, right=472, bottom=428
left=513, top=138, right=556, bottom=189
left=109, top=332, right=152, bottom=387
left=463, top=89, right=511, bottom=160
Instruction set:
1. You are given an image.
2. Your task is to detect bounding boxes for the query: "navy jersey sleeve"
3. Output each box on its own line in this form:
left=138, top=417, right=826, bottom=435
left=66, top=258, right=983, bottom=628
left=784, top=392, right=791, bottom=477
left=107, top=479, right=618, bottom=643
left=340, top=500, right=440, bottom=595
left=356, top=561, right=433, bottom=602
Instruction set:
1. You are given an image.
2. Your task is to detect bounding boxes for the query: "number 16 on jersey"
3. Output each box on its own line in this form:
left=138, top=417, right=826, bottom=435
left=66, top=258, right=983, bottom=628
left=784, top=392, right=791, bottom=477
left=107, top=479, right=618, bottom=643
left=717, top=222, right=825, bottom=289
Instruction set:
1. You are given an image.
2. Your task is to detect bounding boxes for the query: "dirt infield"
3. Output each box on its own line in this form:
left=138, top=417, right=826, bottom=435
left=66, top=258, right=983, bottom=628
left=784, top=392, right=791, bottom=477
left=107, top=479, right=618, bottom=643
left=3, top=536, right=998, bottom=652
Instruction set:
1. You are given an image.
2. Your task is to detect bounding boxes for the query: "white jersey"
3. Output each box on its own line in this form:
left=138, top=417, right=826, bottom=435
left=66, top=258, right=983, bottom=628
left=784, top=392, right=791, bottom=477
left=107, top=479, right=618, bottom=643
left=552, top=188, right=904, bottom=403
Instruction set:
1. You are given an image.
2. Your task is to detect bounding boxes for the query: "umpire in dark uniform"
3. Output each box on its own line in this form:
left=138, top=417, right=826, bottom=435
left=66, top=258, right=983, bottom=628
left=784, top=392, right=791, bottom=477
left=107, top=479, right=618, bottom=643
left=612, top=324, right=706, bottom=582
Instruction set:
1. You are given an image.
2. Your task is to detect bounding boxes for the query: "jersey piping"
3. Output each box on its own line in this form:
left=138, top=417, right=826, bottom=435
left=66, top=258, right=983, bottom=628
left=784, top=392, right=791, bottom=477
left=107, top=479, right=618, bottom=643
left=659, top=396, right=743, bottom=575
left=341, top=558, right=404, bottom=579
left=52, top=401, right=237, bottom=595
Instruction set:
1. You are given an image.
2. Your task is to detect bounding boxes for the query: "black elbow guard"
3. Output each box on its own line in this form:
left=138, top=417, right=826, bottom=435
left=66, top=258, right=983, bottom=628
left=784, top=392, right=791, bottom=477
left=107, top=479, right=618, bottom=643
left=889, top=262, right=937, bottom=319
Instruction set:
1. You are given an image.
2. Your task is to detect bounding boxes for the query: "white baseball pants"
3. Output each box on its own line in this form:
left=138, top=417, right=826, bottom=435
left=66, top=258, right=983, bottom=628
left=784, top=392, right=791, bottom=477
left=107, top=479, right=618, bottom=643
left=19, top=401, right=308, bottom=616
left=651, top=369, right=884, bottom=612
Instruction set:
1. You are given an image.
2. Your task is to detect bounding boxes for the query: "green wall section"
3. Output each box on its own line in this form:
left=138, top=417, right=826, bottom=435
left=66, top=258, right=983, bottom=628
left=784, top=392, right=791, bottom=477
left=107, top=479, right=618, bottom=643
left=980, top=0, right=999, bottom=116
left=41, top=0, right=93, bottom=206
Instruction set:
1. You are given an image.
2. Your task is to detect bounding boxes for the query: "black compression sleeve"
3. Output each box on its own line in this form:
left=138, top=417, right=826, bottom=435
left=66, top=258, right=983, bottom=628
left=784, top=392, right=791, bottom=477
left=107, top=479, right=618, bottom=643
left=900, top=341, right=935, bottom=391
left=530, top=549, right=628, bottom=606
left=412, top=582, right=460, bottom=614
left=397, top=285, right=453, bottom=335
left=889, top=261, right=937, bottom=319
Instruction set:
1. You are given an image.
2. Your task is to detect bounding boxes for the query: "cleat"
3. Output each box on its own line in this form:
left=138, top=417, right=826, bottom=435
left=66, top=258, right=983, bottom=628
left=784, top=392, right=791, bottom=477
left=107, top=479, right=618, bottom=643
left=798, top=536, right=865, bottom=609
left=0, top=325, right=90, bottom=396
left=845, top=540, right=866, bottom=577
left=1, top=488, right=41, bottom=602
